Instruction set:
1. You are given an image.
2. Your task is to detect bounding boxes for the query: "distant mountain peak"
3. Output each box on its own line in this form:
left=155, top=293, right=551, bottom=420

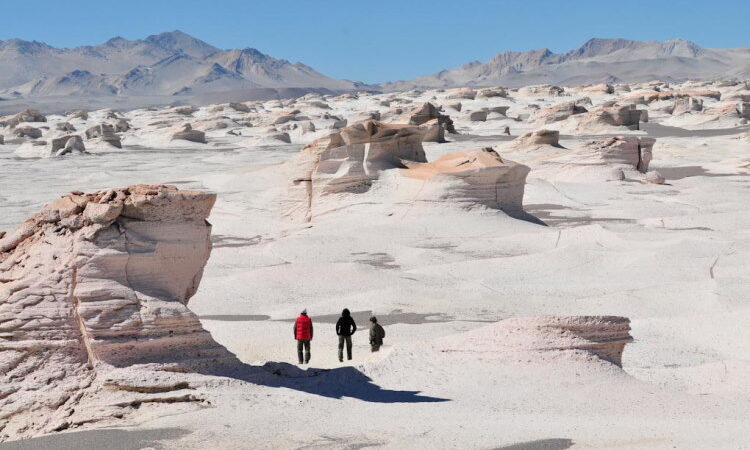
left=383, top=37, right=745, bottom=90
left=143, top=30, right=219, bottom=58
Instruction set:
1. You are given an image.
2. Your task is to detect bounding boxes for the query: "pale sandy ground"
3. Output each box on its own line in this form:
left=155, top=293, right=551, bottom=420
left=1, top=85, right=750, bottom=449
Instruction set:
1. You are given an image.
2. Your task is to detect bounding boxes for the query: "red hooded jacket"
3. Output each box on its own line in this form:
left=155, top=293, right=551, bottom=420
left=294, top=314, right=313, bottom=340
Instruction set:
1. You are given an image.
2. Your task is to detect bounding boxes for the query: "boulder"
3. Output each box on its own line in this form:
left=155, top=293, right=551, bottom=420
left=672, top=97, right=703, bottom=115
left=50, top=135, right=86, bottom=156
left=388, top=102, right=457, bottom=142
left=582, top=83, right=615, bottom=94
left=0, top=185, right=236, bottom=440
left=447, top=102, right=462, bottom=112
left=56, top=122, right=77, bottom=132
left=535, top=102, right=587, bottom=124
left=268, top=132, right=292, bottom=143
left=447, top=88, right=477, bottom=100
left=512, top=129, right=561, bottom=148
left=114, top=118, right=130, bottom=132
left=171, top=124, right=207, bottom=144
left=85, top=124, right=122, bottom=148
left=477, top=87, right=508, bottom=98
left=13, top=125, right=42, bottom=139
left=68, top=109, right=88, bottom=120
left=228, top=102, right=251, bottom=112
left=644, top=170, right=666, bottom=184
left=0, top=109, right=46, bottom=128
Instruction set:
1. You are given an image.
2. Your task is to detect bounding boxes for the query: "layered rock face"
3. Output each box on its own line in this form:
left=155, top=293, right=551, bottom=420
left=285, top=121, right=428, bottom=221
left=172, top=123, right=207, bottom=144
left=537, top=136, right=656, bottom=182
left=285, top=120, right=532, bottom=221
left=535, top=101, right=587, bottom=124
left=440, top=316, right=632, bottom=367
left=511, top=129, right=561, bottom=148
left=401, top=148, right=530, bottom=213
left=406, top=102, right=456, bottom=142
left=0, top=109, right=46, bottom=128
left=0, top=185, right=231, bottom=440
left=85, top=124, right=122, bottom=148
left=577, top=136, right=654, bottom=173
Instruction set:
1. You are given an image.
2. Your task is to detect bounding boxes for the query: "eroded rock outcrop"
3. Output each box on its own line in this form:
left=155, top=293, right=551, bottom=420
left=0, top=109, right=46, bottom=128
left=171, top=124, right=207, bottom=144
left=286, top=120, right=534, bottom=221
left=511, top=129, right=561, bottom=149
left=535, top=102, right=587, bottom=124
left=440, top=316, right=632, bottom=367
left=85, top=124, right=122, bottom=148
left=400, top=147, right=530, bottom=214
left=285, top=121, right=427, bottom=221
left=0, top=185, right=233, bottom=440
left=538, top=136, right=655, bottom=182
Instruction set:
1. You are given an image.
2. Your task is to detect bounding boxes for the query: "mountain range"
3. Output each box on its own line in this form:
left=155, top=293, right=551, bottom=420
left=384, top=38, right=750, bottom=90
left=0, top=32, right=748, bottom=103
left=0, top=30, right=364, bottom=99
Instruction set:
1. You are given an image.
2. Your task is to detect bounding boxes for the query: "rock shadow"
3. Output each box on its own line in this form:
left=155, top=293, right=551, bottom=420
left=656, top=166, right=735, bottom=180
left=525, top=203, right=635, bottom=228
left=494, top=438, right=574, bottom=450
left=196, top=361, right=450, bottom=404
left=0, top=428, right=190, bottom=450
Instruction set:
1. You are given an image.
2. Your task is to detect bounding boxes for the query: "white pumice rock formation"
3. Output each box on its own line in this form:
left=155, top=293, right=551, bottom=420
left=285, top=120, right=428, bottom=221
left=85, top=124, right=122, bottom=148
left=439, top=316, right=632, bottom=367
left=0, top=109, right=46, bottom=128
left=0, top=185, right=234, bottom=440
left=510, top=129, right=562, bottom=149
left=535, top=101, right=588, bottom=124
left=171, top=123, right=207, bottom=144
left=536, top=136, right=656, bottom=182
left=400, top=147, right=530, bottom=214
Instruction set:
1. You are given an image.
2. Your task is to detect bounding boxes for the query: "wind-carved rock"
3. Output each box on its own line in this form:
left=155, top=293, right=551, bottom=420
left=285, top=120, right=533, bottom=221
left=383, top=102, right=457, bottom=142
left=440, top=316, right=633, bottom=367
left=0, top=109, right=46, bottom=128
left=407, top=102, right=456, bottom=142
left=537, top=136, right=656, bottom=182
left=285, top=120, right=428, bottom=221
left=171, top=123, right=207, bottom=144
left=85, top=123, right=122, bottom=148
left=400, top=147, right=530, bottom=214
left=535, top=101, right=588, bottom=124
left=511, top=129, right=562, bottom=149
left=0, top=185, right=234, bottom=441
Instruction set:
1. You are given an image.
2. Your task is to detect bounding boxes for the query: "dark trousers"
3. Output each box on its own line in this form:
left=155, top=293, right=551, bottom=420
left=297, top=340, right=311, bottom=364
left=338, top=335, right=352, bottom=361
left=371, top=344, right=380, bottom=352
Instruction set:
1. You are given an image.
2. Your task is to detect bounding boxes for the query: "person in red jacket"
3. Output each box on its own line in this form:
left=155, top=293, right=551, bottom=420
left=294, top=309, right=313, bottom=364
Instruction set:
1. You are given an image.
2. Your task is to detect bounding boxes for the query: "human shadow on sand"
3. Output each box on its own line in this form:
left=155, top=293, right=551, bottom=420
left=0, top=428, right=190, bottom=450
left=194, top=360, right=450, bottom=404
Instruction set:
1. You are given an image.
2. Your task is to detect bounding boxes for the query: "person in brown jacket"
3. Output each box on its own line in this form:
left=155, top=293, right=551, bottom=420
left=369, top=316, right=385, bottom=352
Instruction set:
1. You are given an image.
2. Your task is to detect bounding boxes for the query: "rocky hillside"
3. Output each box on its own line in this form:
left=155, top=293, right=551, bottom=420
left=384, top=38, right=750, bottom=89
left=0, top=31, right=364, bottom=98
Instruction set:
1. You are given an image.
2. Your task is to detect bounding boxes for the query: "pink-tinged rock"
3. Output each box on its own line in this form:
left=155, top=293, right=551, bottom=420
left=0, top=185, right=234, bottom=441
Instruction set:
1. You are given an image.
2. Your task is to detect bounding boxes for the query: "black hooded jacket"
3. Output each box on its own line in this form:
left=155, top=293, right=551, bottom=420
left=336, top=309, right=357, bottom=336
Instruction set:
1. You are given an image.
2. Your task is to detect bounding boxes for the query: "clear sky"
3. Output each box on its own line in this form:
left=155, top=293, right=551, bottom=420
left=1, top=0, right=748, bottom=83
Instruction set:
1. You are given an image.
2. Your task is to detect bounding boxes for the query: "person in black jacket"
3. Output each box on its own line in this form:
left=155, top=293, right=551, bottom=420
left=335, top=308, right=357, bottom=362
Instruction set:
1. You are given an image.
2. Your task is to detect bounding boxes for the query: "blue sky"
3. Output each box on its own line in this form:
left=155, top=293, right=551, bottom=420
left=1, top=0, right=748, bottom=83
